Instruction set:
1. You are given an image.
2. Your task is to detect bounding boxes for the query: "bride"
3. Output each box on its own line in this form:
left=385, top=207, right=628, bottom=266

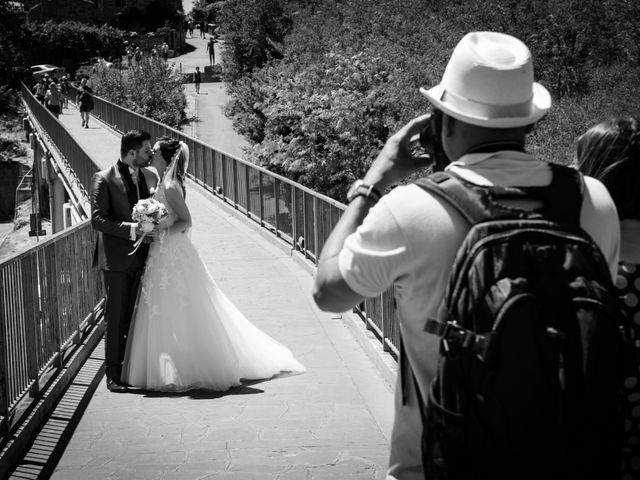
left=121, top=137, right=305, bottom=391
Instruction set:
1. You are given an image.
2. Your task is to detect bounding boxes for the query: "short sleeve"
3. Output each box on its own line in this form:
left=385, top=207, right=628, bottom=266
left=338, top=199, right=411, bottom=298
left=580, top=175, right=620, bottom=279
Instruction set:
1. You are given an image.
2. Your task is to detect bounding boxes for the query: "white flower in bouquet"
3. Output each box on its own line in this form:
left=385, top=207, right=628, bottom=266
left=129, top=198, right=169, bottom=255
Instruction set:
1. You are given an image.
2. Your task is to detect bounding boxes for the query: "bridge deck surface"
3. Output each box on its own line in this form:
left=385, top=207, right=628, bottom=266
left=39, top=102, right=393, bottom=479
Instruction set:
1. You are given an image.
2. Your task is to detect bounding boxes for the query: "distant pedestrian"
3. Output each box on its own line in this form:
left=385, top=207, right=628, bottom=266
left=194, top=66, right=202, bottom=94
left=200, top=22, right=206, bottom=38
left=59, top=75, right=69, bottom=110
left=206, top=37, right=216, bottom=65
left=45, top=82, right=62, bottom=119
left=188, top=21, right=194, bottom=38
left=33, top=78, right=46, bottom=104
left=77, top=85, right=94, bottom=128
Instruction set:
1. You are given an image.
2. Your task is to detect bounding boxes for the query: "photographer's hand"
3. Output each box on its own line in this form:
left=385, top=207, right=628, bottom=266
left=363, top=114, right=433, bottom=192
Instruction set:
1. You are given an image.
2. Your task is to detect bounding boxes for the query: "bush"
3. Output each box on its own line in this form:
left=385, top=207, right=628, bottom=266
left=91, top=56, right=187, bottom=128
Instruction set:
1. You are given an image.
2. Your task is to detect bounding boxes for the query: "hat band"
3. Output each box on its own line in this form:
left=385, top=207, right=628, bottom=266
left=441, top=88, right=533, bottom=120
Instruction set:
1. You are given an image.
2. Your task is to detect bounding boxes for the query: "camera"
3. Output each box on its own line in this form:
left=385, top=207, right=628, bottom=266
left=418, top=110, right=449, bottom=172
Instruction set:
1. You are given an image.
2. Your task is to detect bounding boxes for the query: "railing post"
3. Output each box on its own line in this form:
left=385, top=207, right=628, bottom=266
left=291, top=188, right=298, bottom=251
left=313, top=196, right=319, bottom=265
left=21, top=256, right=42, bottom=398
left=258, top=171, right=264, bottom=226
left=221, top=155, right=227, bottom=201
left=302, top=193, right=308, bottom=260
left=274, top=179, right=280, bottom=237
left=245, top=165, right=250, bottom=218
left=232, top=159, right=238, bottom=209
left=0, top=271, right=9, bottom=437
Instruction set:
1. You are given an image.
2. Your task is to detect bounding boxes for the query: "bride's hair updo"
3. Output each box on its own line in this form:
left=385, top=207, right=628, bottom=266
left=156, top=136, right=188, bottom=186
left=157, top=136, right=181, bottom=165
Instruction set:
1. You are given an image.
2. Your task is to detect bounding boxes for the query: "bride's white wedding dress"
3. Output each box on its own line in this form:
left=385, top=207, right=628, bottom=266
left=121, top=181, right=305, bottom=392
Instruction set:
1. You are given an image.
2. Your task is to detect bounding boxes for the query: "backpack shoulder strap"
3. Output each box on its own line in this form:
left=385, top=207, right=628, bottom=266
left=414, top=171, right=498, bottom=225
left=414, top=164, right=585, bottom=226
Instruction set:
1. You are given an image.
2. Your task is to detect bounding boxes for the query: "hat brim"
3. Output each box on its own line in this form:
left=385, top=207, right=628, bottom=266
left=420, top=83, right=551, bottom=128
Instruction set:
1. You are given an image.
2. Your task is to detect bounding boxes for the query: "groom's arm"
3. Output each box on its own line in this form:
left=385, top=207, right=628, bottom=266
left=90, top=172, right=136, bottom=240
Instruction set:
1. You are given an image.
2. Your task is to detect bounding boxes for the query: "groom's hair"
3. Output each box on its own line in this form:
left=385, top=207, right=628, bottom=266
left=121, top=129, right=151, bottom=157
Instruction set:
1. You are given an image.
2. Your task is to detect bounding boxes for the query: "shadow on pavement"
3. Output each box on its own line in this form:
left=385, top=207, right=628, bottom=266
left=7, top=350, right=105, bottom=480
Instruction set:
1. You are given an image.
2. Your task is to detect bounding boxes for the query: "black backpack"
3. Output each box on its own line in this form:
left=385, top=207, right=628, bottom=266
left=411, top=163, right=630, bottom=480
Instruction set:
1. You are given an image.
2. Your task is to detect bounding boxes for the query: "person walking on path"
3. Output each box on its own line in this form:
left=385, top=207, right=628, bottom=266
left=45, top=81, right=62, bottom=119
left=59, top=75, right=69, bottom=111
left=90, top=129, right=157, bottom=393
left=77, top=85, right=94, bottom=128
left=194, top=66, right=202, bottom=94
left=313, top=31, right=620, bottom=480
left=33, top=78, right=46, bottom=104
left=576, top=116, right=640, bottom=480
left=206, top=36, right=216, bottom=66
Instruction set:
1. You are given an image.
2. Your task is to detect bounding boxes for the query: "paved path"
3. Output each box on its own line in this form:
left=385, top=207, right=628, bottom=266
left=43, top=91, right=394, bottom=479
left=173, top=35, right=250, bottom=159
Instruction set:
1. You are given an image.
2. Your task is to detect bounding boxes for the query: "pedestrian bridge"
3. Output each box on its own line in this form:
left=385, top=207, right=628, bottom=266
left=0, top=84, right=398, bottom=479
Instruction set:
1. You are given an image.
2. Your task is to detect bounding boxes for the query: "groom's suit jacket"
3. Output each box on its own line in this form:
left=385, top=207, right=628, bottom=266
left=91, top=160, right=153, bottom=272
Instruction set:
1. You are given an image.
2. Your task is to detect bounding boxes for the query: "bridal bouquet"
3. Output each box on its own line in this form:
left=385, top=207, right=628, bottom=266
left=129, top=198, right=168, bottom=255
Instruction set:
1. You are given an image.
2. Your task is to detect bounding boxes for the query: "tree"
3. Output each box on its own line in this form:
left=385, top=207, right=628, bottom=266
left=191, top=0, right=219, bottom=25
left=91, top=56, right=187, bottom=128
left=15, top=21, right=127, bottom=74
left=224, top=0, right=640, bottom=201
left=216, top=0, right=293, bottom=80
left=111, top=0, right=183, bottom=33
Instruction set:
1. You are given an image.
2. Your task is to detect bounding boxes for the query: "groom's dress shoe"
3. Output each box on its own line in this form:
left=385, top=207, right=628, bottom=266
left=106, top=379, right=128, bottom=393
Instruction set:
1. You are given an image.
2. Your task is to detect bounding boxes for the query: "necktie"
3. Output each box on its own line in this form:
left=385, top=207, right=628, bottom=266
left=130, top=168, right=140, bottom=199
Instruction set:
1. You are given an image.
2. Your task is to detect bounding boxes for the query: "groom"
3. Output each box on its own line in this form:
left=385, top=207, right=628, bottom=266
left=91, top=129, right=157, bottom=392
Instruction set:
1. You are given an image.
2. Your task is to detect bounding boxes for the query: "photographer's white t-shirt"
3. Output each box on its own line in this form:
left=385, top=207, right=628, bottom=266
left=337, top=151, right=620, bottom=480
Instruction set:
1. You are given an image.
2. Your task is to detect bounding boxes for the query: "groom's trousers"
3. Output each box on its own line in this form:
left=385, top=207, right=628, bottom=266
left=103, top=267, right=144, bottom=383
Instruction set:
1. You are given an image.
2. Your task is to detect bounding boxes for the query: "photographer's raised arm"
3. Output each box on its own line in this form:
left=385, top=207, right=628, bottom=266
left=312, top=114, right=432, bottom=312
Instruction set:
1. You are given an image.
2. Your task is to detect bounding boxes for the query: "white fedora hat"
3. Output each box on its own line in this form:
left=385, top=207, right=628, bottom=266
left=420, top=31, right=551, bottom=128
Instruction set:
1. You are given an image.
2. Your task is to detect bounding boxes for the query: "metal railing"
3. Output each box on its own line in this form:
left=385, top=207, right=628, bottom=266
left=59, top=84, right=399, bottom=357
left=85, top=85, right=400, bottom=357
left=0, top=85, right=106, bottom=440
left=21, top=84, right=98, bottom=196
left=0, top=221, right=105, bottom=437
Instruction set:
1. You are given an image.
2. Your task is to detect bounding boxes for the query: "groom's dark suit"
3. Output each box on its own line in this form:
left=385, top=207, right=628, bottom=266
left=91, top=160, right=152, bottom=384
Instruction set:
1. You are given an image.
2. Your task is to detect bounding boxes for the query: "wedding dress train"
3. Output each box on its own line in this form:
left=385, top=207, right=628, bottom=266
left=121, top=184, right=305, bottom=392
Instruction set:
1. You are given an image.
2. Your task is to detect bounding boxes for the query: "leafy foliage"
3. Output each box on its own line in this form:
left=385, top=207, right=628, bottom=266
left=223, top=0, right=640, bottom=201
left=15, top=21, right=127, bottom=72
left=190, top=0, right=220, bottom=25
left=216, top=0, right=293, bottom=80
left=111, top=0, right=183, bottom=33
left=91, top=56, right=187, bottom=128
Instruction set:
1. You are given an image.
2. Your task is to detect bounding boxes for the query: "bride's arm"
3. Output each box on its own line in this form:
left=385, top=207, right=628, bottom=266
left=163, top=183, right=192, bottom=234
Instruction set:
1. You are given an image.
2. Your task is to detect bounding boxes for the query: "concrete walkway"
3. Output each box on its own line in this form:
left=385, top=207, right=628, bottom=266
left=173, top=35, right=250, bottom=158
left=38, top=93, right=394, bottom=478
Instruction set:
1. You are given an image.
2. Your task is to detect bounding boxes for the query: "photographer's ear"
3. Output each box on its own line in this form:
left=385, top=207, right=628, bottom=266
left=444, top=114, right=457, bottom=137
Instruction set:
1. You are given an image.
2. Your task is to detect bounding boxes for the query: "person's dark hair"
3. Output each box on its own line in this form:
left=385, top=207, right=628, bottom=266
left=576, top=116, right=640, bottom=220
left=156, top=136, right=187, bottom=188
left=120, top=129, right=151, bottom=157
left=156, top=136, right=181, bottom=165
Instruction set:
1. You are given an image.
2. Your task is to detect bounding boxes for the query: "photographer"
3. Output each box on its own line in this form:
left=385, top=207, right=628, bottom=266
left=312, top=31, right=620, bottom=479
